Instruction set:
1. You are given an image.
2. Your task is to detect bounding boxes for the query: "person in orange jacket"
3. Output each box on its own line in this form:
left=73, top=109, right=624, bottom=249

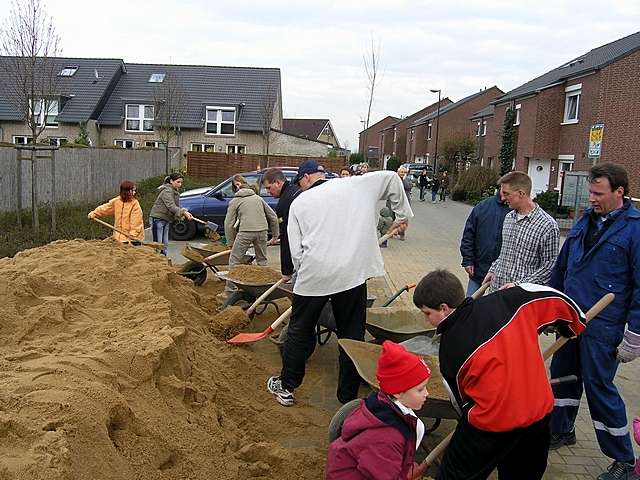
left=88, top=180, right=144, bottom=243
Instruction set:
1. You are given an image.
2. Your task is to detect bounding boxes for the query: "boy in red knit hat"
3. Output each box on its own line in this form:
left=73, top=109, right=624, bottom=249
left=326, top=340, right=431, bottom=480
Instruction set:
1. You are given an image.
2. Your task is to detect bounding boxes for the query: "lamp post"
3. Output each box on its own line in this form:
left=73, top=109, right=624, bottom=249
left=430, top=89, right=441, bottom=173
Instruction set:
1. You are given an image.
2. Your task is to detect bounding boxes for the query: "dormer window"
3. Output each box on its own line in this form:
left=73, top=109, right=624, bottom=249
left=205, top=107, right=235, bottom=135
left=59, top=66, right=78, bottom=77
left=149, top=73, right=165, bottom=83
left=125, top=104, right=154, bottom=132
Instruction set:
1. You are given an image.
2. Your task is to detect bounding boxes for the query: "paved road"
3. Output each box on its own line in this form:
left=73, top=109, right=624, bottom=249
left=151, top=194, right=638, bottom=479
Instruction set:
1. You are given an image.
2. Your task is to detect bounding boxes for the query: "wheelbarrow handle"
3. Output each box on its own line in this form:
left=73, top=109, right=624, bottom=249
left=246, top=278, right=285, bottom=316
left=202, top=249, right=232, bottom=264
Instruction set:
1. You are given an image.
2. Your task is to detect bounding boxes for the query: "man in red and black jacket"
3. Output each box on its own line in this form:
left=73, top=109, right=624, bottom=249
left=413, top=269, right=586, bottom=480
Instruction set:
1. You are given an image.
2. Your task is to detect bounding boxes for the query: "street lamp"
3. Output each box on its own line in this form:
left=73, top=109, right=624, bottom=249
left=430, top=89, right=441, bottom=173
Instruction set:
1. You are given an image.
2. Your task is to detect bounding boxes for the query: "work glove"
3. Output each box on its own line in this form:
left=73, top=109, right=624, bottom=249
left=616, top=330, right=640, bottom=363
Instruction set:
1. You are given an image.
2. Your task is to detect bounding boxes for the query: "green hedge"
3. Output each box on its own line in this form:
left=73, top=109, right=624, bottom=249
left=452, top=166, right=498, bottom=203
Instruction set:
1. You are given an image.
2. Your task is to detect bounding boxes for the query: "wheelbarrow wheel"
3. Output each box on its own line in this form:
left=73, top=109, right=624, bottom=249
left=223, top=291, right=254, bottom=308
left=328, top=399, right=361, bottom=442
left=192, top=268, right=207, bottom=287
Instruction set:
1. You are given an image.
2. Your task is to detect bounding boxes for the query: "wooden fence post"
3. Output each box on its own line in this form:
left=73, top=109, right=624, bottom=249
left=16, top=148, right=22, bottom=228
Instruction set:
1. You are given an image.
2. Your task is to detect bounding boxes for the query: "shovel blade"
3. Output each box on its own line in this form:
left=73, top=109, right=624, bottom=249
left=227, top=327, right=274, bottom=344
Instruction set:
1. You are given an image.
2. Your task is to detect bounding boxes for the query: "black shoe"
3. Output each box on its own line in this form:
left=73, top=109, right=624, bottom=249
left=597, top=460, right=640, bottom=480
left=549, top=430, right=576, bottom=450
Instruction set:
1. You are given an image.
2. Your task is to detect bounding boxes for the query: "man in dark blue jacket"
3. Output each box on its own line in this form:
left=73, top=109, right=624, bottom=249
left=459, top=191, right=510, bottom=296
left=263, top=168, right=300, bottom=281
left=549, top=163, right=640, bottom=480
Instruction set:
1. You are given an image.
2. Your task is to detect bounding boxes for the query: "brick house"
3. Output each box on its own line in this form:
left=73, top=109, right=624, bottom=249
left=379, top=98, right=453, bottom=164
left=490, top=31, right=640, bottom=196
left=0, top=56, right=331, bottom=160
left=358, top=115, right=399, bottom=167
left=407, top=86, right=504, bottom=169
left=469, top=105, right=500, bottom=170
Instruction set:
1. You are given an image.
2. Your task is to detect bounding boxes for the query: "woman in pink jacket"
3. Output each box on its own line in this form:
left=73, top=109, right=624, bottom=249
left=326, top=341, right=431, bottom=480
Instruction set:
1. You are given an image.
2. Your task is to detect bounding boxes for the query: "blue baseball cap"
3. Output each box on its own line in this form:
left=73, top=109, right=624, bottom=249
left=295, top=160, right=325, bottom=184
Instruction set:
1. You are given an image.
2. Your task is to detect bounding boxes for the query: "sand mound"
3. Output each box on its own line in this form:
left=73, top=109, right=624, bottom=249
left=0, top=240, right=328, bottom=479
left=209, top=306, right=250, bottom=340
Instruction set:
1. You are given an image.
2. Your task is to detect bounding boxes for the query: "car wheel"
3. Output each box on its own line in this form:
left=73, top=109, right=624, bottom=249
left=170, top=220, right=197, bottom=241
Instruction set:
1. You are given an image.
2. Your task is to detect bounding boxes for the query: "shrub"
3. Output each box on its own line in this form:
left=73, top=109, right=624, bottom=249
left=534, top=190, right=559, bottom=214
left=452, top=166, right=498, bottom=203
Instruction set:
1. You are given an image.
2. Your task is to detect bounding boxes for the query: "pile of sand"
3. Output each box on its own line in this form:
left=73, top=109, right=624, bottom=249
left=209, top=306, right=250, bottom=340
left=227, top=266, right=281, bottom=284
left=0, top=240, right=329, bottom=480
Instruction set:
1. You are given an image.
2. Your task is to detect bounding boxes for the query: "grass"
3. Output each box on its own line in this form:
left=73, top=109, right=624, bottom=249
left=0, top=175, right=220, bottom=258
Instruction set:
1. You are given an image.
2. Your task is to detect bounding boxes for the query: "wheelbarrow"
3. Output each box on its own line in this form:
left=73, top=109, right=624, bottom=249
left=329, top=338, right=456, bottom=442
left=178, top=243, right=255, bottom=286
left=216, top=270, right=291, bottom=314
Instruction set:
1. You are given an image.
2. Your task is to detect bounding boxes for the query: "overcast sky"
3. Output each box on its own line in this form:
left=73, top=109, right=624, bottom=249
left=4, top=0, right=639, bottom=152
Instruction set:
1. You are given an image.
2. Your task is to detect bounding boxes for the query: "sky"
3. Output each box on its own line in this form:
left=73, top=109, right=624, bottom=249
left=2, top=0, right=639, bottom=152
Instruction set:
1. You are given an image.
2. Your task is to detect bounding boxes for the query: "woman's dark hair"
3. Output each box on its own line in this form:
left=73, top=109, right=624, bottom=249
left=164, top=172, right=184, bottom=184
left=588, top=162, right=629, bottom=195
left=119, top=180, right=136, bottom=202
left=413, top=269, right=465, bottom=310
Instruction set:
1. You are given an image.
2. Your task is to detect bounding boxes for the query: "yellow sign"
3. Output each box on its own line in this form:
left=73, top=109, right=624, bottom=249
left=588, top=124, right=604, bottom=159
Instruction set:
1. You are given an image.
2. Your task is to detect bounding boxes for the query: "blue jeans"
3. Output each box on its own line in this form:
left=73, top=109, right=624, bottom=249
left=151, top=217, right=170, bottom=255
left=466, top=277, right=482, bottom=297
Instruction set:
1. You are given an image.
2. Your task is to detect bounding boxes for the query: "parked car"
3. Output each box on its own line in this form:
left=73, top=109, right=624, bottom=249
left=172, top=167, right=336, bottom=240
left=402, top=163, right=433, bottom=181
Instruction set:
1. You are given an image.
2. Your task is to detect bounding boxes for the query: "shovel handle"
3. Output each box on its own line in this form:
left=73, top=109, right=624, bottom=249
left=542, top=292, right=614, bottom=360
left=269, top=306, right=292, bottom=331
left=246, top=278, right=285, bottom=316
left=471, top=281, right=490, bottom=300
left=421, top=431, right=454, bottom=467
left=378, top=224, right=403, bottom=245
left=203, top=249, right=232, bottom=263
left=92, top=217, right=136, bottom=241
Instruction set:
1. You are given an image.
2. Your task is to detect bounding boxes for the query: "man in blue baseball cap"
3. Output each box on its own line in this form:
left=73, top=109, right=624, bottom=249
left=294, top=159, right=326, bottom=190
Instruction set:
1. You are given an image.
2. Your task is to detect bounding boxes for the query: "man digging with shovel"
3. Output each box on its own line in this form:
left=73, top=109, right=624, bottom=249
left=267, top=160, right=413, bottom=406
left=413, top=270, right=589, bottom=480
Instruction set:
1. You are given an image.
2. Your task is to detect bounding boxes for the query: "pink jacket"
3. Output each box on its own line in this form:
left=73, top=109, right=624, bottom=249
left=326, top=392, right=417, bottom=480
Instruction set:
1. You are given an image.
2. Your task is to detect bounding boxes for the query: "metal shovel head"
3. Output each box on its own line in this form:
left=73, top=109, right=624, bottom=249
left=227, top=326, right=274, bottom=344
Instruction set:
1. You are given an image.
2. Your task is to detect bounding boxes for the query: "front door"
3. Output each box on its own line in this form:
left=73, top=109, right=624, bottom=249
left=528, top=159, right=551, bottom=198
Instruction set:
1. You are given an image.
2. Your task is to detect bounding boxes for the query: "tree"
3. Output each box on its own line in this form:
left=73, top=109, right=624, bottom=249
left=0, top=0, right=62, bottom=232
left=363, top=36, right=381, bottom=130
left=441, top=137, right=477, bottom=175
left=499, top=108, right=517, bottom=175
left=349, top=152, right=364, bottom=165
left=260, top=79, right=279, bottom=167
left=386, top=155, right=400, bottom=172
left=74, top=122, right=90, bottom=146
left=152, top=70, right=186, bottom=175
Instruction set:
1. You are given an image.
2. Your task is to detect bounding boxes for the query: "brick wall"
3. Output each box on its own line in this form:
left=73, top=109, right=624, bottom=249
left=187, top=152, right=347, bottom=178
left=358, top=116, right=398, bottom=166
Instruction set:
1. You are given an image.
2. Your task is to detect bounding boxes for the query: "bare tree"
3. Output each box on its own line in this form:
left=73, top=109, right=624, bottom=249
left=363, top=36, right=381, bottom=130
left=260, top=80, right=279, bottom=167
left=0, top=0, right=62, bottom=232
left=152, top=70, right=187, bottom=175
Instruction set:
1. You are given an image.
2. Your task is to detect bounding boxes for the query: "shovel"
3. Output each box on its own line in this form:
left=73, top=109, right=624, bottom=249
left=92, top=218, right=164, bottom=250
left=227, top=306, right=292, bottom=344
left=381, top=282, right=417, bottom=307
left=191, top=216, right=218, bottom=231
left=202, top=249, right=231, bottom=265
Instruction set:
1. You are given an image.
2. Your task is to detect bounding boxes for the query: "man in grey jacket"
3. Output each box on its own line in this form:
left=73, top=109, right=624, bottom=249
left=224, top=180, right=279, bottom=292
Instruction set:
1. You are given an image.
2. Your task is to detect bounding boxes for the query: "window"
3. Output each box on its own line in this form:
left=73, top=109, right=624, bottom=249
left=59, top=66, right=78, bottom=77
left=409, top=128, right=415, bottom=141
left=476, top=121, right=481, bottom=137
left=191, top=143, right=216, bottom=153
left=31, top=98, right=58, bottom=127
left=482, top=120, right=487, bottom=137
left=427, top=122, right=432, bottom=140
left=144, top=140, right=163, bottom=148
left=562, top=84, right=581, bottom=124
left=514, top=104, right=521, bottom=126
left=125, top=104, right=154, bottom=132
left=557, top=157, right=575, bottom=191
left=48, top=137, right=67, bottom=146
left=227, top=145, right=245, bottom=154
left=13, top=135, right=32, bottom=145
left=114, top=139, right=134, bottom=149
left=205, top=107, right=235, bottom=135
left=393, top=127, right=397, bottom=142
left=148, top=73, right=165, bottom=83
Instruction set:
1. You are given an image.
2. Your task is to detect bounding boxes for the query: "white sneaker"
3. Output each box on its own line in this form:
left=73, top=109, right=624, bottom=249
left=267, top=376, right=295, bottom=406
